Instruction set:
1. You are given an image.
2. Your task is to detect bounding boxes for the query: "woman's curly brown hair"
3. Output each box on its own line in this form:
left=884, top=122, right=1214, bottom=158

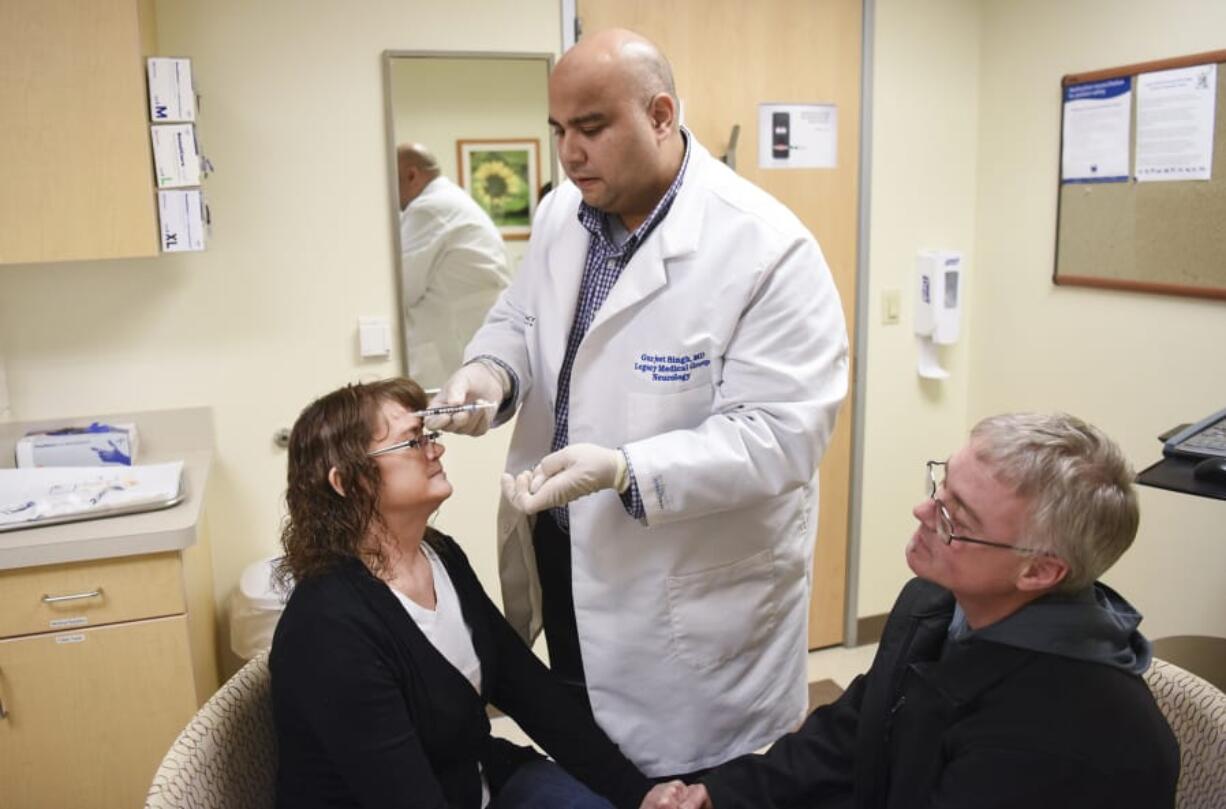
left=276, top=377, right=429, bottom=586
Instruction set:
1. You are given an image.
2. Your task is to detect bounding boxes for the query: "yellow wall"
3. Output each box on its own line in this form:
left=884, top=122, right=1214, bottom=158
left=859, top=0, right=1226, bottom=640
left=0, top=0, right=557, bottom=667
left=857, top=0, right=981, bottom=617
left=969, top=0, right=1226, bottom=639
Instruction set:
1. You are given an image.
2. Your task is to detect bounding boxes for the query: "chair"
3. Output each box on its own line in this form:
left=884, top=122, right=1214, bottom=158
left=1143, top=657, right=1226, bottom=809
left=145, top=652, right=277, bottom=809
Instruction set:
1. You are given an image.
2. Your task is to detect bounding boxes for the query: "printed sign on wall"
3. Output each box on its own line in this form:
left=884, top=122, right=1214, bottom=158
left=758, top=103, right=838, bottom=169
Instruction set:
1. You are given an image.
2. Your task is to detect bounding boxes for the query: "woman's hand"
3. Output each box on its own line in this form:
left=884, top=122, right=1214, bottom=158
left=639, top=781, right=713, bottom=809
left=640, top=781, right=686, bottom=809
left=678, top=784, right=712, bottom=808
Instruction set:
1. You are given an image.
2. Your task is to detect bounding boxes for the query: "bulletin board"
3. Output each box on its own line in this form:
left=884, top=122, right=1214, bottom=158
left=1054, top=49, right=1226, bottom=301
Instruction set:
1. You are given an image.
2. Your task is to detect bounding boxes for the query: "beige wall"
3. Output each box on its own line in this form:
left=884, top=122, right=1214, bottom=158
left=859, top=0, right=1226, bottom=640
left=968, top=0, right=1226, bottom=639
left=0, top=0, right=558, bottom=668
left=856, top=0, right=981, bottom=617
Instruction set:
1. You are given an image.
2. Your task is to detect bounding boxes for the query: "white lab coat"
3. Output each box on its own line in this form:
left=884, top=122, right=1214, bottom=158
left=465, top=140, right=849, bottom=776
left=401, top=176, right=511, bottom=385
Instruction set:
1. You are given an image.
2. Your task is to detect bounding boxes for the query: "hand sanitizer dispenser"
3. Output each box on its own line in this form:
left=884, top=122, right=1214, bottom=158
left=915, top=250, right=964, bottom=379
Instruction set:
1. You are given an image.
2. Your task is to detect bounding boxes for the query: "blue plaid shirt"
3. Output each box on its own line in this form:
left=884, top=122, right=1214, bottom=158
left=551, top=131, right=693, bottom=531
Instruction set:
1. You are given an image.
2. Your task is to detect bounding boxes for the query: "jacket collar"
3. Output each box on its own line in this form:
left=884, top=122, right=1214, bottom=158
left=587, top=138, right=711, bottom=335
left=902, top=585, right=1035, bottom=708
left=540, top=137, right=714, bottom=344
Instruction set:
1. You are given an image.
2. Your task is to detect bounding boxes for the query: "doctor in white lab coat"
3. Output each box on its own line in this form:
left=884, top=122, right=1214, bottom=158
left=397, top=143, right=511, bottom=386
left=428, top=30, right=848, bottom=779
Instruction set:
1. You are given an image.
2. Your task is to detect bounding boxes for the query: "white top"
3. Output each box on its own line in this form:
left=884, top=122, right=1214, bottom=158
left=388, top=542, right=489, bottom=807
left=388, top=542, right=483, bottom=694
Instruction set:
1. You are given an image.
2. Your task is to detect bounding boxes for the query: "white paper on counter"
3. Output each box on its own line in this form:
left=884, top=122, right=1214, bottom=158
left=1061, top=77, right=1131, bottom=183
left=151, top=124, right=201, bottom=188
left=1136, top=64, right=1216, bottom=182
left=0, top=462, right=183, bottom=527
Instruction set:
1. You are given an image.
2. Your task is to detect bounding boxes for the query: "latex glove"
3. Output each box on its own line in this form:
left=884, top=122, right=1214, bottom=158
left=639, top=781, right=688, bottom=809
left=425, top=361, right=508, bottom=436
left=500, top=444, right=628, bottom=514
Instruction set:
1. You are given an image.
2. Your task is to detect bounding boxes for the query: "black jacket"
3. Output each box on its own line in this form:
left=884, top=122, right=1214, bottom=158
left=702, top=578, right=1179, bottom=809
left=270, top=533, right=650, bottom=809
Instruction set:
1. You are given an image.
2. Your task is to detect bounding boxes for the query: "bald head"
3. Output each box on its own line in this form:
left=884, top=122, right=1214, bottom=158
left=396, top=143, right=440, bottom=209
left=549, top=29, right=685, bottom=229
left=555, top=29, right=677, bottom=121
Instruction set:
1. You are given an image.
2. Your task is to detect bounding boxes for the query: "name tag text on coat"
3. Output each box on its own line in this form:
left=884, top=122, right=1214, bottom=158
left=634, top=351, right=711, bottom=383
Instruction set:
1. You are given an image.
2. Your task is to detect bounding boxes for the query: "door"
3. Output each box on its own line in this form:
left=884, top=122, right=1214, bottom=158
left=0, top=616, right=197, bottom=809
left=576, top=0, right=862, bottom=648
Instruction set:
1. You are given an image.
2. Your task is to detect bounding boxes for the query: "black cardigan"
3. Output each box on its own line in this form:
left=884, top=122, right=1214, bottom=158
left=702, top=578, right=1179, bottom=809
left=270, top=532, right=650, bottom=809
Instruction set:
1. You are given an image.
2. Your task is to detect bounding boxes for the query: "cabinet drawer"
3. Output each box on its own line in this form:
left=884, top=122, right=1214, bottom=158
left=0, top=553, right=184, bottom=639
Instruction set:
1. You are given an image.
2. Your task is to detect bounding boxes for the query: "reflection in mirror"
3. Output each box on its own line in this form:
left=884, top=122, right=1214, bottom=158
left=385, top=52, right=555, bottom=390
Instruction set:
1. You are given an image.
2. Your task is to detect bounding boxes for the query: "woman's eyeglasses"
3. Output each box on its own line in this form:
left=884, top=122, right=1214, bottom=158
left=367, top=432, right=442, bottom=458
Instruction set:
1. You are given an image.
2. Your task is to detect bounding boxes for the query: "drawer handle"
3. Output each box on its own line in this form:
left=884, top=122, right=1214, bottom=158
left=41, top=588, right=104, bottom=604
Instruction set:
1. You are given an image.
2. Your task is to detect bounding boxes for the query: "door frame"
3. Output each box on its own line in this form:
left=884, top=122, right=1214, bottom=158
left=557, top=0, right=878, bottom=648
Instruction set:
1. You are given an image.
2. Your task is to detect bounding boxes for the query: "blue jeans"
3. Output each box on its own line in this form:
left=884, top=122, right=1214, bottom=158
left=490, top=760, right=616, bottom=809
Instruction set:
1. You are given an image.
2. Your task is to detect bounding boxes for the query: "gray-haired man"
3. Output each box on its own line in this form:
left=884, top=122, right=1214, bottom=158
left=646, top=412, right=1178, bottom=809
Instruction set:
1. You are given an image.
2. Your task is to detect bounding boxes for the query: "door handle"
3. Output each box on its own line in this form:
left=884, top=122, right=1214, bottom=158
left=41, top=588, right=103, bottom=604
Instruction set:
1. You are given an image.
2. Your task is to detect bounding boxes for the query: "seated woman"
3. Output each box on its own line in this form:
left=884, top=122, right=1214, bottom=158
left=270, top=377, right=651, bottom=809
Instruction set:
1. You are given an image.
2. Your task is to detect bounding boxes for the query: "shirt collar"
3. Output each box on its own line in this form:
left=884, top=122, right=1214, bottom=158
left=577, top=127, right=693, bottom=246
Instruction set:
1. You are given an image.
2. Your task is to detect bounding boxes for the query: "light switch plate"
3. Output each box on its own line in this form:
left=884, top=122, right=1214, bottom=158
left=358, top=316, right=392, bottom=358
left=882, top=288, right=901, bottom=325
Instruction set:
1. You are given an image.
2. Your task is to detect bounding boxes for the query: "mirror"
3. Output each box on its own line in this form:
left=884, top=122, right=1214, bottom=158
left=384, top=51, right=556, bottom=389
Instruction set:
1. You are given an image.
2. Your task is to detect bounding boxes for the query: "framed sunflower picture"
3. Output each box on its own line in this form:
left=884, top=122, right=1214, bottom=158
left=457, top=139, right=541, bottom=240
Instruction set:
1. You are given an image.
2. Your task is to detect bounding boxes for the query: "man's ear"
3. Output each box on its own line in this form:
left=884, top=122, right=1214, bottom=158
left=647, top=92, right=677, bottom=136
left=327, top=466, right=346, bottom=497
left=1016, top=554, right=1068, bottom=593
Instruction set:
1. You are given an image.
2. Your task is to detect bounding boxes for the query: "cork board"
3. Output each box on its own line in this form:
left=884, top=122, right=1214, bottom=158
left=1055, top=50, right=1226, bottom=301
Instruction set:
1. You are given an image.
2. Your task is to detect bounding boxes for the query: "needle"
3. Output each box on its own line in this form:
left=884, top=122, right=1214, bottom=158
left=411, top=401, right=498, bottom=418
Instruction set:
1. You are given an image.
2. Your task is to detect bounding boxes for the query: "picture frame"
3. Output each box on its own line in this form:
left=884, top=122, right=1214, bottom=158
left=457, top=138, right=541, bottom=240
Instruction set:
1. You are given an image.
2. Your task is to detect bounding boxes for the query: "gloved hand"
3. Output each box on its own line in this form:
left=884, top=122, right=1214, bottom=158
left=425, top=361, right=508, bottom=436
left=500, top=444, right=628, bottom=514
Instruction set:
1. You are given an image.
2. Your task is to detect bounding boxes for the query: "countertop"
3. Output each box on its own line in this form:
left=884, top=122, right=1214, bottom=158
left=0, top=407, right=213, bottom=570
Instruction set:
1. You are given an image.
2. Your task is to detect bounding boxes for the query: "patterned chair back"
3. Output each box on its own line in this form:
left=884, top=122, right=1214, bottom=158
left=1144, top=657, right=1226, bottom=809
left=145, top=652, right=276, bottom=809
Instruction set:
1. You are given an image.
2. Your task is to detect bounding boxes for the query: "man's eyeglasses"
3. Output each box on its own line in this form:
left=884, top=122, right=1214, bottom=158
left=367, top=432, right=442, bottom=458
left=925, top=460, right=1043, bottom=554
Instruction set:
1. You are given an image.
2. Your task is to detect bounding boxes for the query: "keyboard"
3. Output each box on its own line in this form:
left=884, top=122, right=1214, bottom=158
left=1164, top=407, right=1226, bottom=460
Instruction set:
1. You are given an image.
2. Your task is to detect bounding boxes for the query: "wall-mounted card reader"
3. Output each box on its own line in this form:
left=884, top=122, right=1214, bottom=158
left=771, top=111, right=791, bottom=159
